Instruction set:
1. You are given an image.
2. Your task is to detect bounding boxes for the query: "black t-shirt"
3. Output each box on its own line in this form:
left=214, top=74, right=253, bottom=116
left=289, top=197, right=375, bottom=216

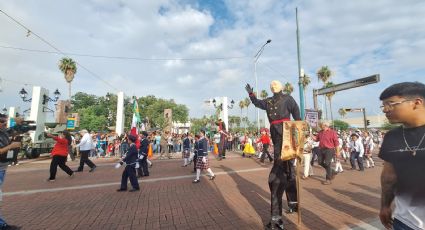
left=379, top=125, right=425, bottom=196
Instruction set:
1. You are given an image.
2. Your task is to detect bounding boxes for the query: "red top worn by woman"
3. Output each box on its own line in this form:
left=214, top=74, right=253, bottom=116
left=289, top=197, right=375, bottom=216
left=51, top=136, right=69, bottom=157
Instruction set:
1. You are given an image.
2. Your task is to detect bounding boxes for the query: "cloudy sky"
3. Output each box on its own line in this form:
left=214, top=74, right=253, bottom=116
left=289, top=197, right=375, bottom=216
left=1, top=0, right=424, bottom=121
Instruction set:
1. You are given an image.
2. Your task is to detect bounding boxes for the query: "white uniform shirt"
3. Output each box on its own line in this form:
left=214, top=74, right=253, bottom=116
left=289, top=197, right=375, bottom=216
left=349, top=139, right=364, bottom=157
left=77, top=133, right=93, bottom=151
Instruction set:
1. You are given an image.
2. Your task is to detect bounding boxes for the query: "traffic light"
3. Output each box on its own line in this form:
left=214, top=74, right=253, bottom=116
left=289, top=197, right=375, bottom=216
left=366, top=120, right=370, bottom=126
left=344, top=108, right=352, bottom=112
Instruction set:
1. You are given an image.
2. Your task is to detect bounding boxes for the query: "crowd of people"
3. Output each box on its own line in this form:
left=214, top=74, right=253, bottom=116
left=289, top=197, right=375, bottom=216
left=1, top=81, right=423, bottom=230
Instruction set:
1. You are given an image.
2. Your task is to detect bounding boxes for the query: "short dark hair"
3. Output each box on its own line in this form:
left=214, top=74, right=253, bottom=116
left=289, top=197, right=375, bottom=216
left=128, top=135, right=137, bottom=143
left=379, top=82, right=425, bottom=100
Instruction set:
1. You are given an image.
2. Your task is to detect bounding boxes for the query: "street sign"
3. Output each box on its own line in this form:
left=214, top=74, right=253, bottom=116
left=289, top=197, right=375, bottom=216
left=305, top=110, right=319, bottom=128
left=66, top=118, right=76, bottom=130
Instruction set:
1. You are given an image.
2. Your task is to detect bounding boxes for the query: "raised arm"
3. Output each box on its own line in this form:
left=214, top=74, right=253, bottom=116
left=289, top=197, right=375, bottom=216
left=245, top=83, right=267, bottom=110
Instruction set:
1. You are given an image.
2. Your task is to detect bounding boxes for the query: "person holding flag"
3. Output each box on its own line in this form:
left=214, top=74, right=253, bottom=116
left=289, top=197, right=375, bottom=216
left=130, top=97, right=141, bottom=150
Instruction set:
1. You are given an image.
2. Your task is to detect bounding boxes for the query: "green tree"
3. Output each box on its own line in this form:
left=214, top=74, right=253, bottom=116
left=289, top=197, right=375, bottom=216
left=332, top=120, right=350, bottom=131
left=58, top=57, right=77, bottom=101
left=244, top=98, right=251, bottom=128
left=283, top=82, right=294, bottom=95
left=338, top=108, right=347, bottom=118
left=78, top=107, right=108, bottom=131
left=260, top=90, right=268, bottom=99
left=381, top=121, right=400, bottom=130
left=301, top=74, right=311, bottom=108
left=317, top=66, right=333, bottom=120
left=239, top=100, right=245, bottom=128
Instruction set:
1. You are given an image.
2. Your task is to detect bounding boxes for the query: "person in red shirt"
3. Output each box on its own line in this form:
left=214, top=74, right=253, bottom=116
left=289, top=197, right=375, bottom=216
left=256, top=128, right=273, bottom=163
left=45, top=130, right=74, bottom=181
left=315, top=121, right=340, bottom=185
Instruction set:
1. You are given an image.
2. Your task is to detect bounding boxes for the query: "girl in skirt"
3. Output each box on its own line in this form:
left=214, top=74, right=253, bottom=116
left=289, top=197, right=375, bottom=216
left=243, top=133, right=256, bottom=157
left=193, top=130, right=215, bottom=183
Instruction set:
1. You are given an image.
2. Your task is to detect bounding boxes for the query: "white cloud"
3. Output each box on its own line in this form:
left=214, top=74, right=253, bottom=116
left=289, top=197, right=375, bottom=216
left=0, top=0, right=424, bottom=121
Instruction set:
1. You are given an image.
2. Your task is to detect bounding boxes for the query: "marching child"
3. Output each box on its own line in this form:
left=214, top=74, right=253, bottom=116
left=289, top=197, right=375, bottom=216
left=117, top=135, right=140, bottom=192
left=182, top=133, right=190, bottom=167
left=193, top=130, right=215, bottom=183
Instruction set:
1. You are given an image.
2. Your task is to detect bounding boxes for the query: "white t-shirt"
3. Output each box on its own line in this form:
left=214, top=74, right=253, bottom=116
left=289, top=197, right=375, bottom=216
left=394, top=194, right=424, bottom=230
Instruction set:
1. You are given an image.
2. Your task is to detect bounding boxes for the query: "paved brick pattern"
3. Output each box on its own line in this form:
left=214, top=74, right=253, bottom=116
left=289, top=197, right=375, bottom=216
left=2, top=152, right=383, bottom=229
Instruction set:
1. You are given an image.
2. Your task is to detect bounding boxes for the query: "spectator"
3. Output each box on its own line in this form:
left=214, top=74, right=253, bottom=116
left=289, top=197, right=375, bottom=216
left=378, top=82, right=425, bottom=229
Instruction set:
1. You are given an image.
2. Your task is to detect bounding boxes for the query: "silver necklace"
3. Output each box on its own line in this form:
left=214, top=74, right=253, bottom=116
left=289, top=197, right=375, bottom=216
left=402, top=127, right=425, bottom=156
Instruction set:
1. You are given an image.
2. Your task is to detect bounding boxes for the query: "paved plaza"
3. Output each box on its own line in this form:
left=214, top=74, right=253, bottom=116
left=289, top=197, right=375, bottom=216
left=3, top=152, right=384, bottom=230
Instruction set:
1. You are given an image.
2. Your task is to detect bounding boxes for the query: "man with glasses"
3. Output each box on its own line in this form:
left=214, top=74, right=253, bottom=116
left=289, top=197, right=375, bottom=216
left=0, top=114, right=21, bottom=229
left=378, top=82, right=425, bottom=230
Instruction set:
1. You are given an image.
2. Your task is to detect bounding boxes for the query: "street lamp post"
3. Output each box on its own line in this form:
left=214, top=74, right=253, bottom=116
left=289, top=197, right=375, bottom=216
left=254, top=39, right=271, bottom=132
left=211, top=97, right=235, bottom=132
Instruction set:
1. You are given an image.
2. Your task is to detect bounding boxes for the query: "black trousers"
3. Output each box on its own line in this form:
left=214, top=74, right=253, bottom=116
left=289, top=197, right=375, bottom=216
left=318, top=148, right=335, bottom=180
left=260, top=144, right=273, bottom=162
left=350, top=151, right=364, bottom=170
left=120, top=165, right=139, bottom=190
left=77, top=150, right=96, bottom=171
left=49, top=155, right=73, bottom=180
left=269, top=160, right=297, bottom=217
left=137, top=158, right=149, bottom=177
left=218, top=138, right=226, bottom=159
left=269, top=124, right=297, bottom=217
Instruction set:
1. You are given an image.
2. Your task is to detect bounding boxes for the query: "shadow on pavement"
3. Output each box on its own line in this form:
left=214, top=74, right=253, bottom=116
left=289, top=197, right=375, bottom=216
left=333, top=189, right=380, bottom=209
left=305, top=188, right=377, bottom=220
left=349, top=182, right=381, bottom=194
left=220, top=165, right=273, bottom=227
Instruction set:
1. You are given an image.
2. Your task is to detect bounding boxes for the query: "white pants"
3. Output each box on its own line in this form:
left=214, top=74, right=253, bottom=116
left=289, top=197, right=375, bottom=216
left=335, top=159, right=343, bottom=172
left=365, top=156, right=375, bottom=168
left=303, top=153, right=313, bottom=177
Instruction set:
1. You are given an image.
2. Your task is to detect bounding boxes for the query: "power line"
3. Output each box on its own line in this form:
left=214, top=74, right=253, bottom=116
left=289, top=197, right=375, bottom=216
left=0, top=9, right=120, bottom=91
left=0, top=45, right=249, bottom=61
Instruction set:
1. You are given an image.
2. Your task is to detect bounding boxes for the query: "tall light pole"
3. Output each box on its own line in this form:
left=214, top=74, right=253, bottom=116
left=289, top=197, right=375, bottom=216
left=254, top=39, right=272, bottom=132
left=296, top=8, right=305, bottom=120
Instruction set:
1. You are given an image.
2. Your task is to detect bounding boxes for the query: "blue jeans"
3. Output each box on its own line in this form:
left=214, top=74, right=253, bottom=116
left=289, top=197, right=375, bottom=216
left=393, top=219, right=414, bottom=230
left=0, top=170, right=7, bottom=226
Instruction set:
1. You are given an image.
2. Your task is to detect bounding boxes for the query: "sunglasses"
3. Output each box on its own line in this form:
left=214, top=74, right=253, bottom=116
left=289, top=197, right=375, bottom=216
left=0, top=120, right=7, bottom=124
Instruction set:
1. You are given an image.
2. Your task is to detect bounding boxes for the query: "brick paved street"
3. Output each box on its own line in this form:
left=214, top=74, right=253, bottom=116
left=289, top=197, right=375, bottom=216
left=2, top=152, right=384, bottom=230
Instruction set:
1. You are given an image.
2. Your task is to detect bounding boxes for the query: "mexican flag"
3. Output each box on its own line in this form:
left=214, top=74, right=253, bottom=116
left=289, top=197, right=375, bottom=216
left=130, top=98, right=141, bottom=148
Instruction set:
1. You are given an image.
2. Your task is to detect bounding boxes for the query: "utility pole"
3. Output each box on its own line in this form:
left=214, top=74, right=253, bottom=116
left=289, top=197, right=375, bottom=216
left=296, top=8, right=305, bottom=120
left=362, top=108, right=367, bottom=131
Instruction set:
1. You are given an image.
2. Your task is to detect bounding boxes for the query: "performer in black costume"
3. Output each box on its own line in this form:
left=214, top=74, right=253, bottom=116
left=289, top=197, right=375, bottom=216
left=215, top=119, right=228, bottom=160
left=246, top=80, right=301, bottom=230
left=137, top=131, right=149, bottom=178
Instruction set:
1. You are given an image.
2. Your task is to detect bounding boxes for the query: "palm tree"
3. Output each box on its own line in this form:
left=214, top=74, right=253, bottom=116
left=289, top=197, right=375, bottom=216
left=283, top=82, right=294, bottom=95
left=317, top=66, right=333, bottom=120
left=301, top=74, right=311, bottom=108
left=239, top=100, right=245, bottom=128
left=259, top=90, right=268, bottom=128
left=244, top=98, right=251, bottom=128
left=325, top=81, right=335, bottom=122
left=338, top=108, right=347, bottom=118
left=260, top=90, right=268, bottom=99
left=59, top=57, right=77, bottom=101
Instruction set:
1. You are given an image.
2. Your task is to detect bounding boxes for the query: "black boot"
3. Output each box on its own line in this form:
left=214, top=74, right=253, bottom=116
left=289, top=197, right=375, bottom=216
left=266, top=218, right=285, bottom=230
